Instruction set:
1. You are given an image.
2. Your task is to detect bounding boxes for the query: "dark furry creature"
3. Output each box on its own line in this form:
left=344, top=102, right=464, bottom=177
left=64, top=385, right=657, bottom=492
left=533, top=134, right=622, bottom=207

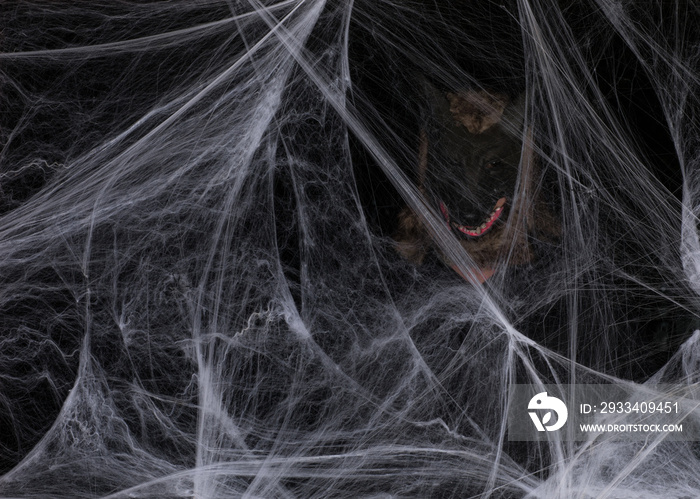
left=394, top=80, right=559, bottom=282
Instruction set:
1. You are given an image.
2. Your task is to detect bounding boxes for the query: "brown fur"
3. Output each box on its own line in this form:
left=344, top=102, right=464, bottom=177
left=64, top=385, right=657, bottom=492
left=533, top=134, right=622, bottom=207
left=446, top=90, right=507, bottom=134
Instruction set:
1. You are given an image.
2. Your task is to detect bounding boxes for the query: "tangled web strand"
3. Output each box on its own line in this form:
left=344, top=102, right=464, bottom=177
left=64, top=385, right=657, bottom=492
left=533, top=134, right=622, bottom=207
left=0, top=1, right=700, bottom=497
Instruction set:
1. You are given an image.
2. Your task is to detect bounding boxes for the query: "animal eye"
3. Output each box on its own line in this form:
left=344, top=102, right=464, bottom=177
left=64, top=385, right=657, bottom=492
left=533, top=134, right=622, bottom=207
left=485, top=160, right=504, bottom=169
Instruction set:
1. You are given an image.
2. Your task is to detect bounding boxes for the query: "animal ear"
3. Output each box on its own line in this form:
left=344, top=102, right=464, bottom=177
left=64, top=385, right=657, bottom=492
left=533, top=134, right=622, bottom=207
left=420, top=77, right=455, bottom=128
left=500, top=92, right=526, bottom=135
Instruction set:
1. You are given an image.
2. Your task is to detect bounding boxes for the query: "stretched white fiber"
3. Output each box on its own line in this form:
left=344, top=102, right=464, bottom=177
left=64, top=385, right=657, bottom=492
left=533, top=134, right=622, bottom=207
left=0, top=1, right=699, bottom=497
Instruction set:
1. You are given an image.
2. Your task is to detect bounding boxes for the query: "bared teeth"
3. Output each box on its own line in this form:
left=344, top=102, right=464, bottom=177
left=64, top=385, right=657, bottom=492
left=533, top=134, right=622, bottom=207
left=439, top=196, right=507, bottom=238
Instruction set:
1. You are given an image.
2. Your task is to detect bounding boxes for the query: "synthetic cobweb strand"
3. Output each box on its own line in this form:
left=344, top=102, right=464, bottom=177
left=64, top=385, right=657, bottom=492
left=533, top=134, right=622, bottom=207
left=0, top=1, right=699, bottom=498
